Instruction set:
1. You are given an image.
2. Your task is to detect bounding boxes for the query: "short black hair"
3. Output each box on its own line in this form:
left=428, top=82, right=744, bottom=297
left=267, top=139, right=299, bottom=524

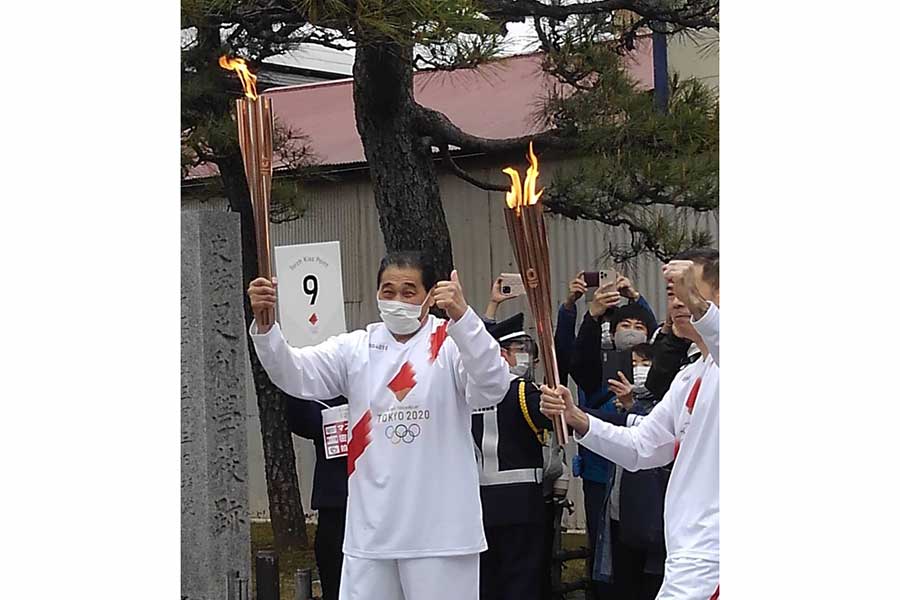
left=672, top=247, right=719, bottom=291
left=631, top=343, right=653, bottom=362
left=377, top=251, right=438, bottom=291
left=609, top=303, right=655, bottom=336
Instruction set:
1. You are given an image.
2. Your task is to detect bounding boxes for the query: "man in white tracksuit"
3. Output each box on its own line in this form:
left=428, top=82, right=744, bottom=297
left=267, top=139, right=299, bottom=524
left=247, top=251, right=509, bottom=600
left=540, top=249, right=720, bottom=599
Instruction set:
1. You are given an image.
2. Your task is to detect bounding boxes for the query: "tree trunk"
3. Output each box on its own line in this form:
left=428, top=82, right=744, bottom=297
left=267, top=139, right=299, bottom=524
left=352, top=42, right=455, bottom=278
left=218, top=152, right=309, bottom=551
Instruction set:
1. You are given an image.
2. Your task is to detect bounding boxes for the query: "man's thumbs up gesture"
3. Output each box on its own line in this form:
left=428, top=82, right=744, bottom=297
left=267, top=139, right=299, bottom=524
left=433, top=269, right=469, bottom=322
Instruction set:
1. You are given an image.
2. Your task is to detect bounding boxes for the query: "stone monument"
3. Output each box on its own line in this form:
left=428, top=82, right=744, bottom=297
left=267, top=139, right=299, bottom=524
left=182, top=210, right=251, bottom=600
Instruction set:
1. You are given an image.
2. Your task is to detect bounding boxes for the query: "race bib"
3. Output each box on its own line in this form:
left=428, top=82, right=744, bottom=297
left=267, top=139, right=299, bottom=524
left=322, top=405, right=349, bottom=459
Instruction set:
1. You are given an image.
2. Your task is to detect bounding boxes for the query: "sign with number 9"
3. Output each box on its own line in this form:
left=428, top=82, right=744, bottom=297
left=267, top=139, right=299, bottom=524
left=303, top=274, right=319, bottom=305
left=273, top=241, right=347, bottom=348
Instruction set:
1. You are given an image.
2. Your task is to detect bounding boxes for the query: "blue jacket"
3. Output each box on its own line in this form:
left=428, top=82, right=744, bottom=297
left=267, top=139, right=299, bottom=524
left=556, top=297, right=657, bottom=484
left=555, top=303, right=615, bottom=484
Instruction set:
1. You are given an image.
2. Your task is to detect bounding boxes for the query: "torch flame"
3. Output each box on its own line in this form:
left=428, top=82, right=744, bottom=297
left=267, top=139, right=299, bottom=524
left=523, top=142, right=543, bottom=205
left=503, top=167, right=523, bottom=209
left=219, top=55, right=259, bottom=101
left=503, top=141, right=543, bottom=208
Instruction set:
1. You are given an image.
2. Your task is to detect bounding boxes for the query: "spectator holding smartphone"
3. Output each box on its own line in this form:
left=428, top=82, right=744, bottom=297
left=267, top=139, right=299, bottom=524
left=559, top=270, right=656, bottom=598
left=552, top=271, right=616, bottom=597
left=572, top=292, right=657, bottom=597
left=596, top=343, right=668, bottom=600
left=609, top=343, right=655, bottom=414
left=570, top=289, right=657, bottom=403
left=485, top=276, right=518, bottom=321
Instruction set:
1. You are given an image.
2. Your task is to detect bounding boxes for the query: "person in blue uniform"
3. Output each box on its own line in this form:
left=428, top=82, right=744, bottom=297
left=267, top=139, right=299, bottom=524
left=472, top=313, right=552, bottom=600
left=285, top=396, right=349, bottom=600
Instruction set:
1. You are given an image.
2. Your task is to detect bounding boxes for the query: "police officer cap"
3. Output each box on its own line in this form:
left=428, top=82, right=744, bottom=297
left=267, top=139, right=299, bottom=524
left=486, top=312, right=528, bottom=344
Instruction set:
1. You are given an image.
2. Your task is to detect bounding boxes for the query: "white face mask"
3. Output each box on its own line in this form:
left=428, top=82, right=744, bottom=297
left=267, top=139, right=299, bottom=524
left=510, top=352, right=531, bottom=377
left=632, top=364, right=650, bottom=388
left=377, top=298, right=425, bottom=335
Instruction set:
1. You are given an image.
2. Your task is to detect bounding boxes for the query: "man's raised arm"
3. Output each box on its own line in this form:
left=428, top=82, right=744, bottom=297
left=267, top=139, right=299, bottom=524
left=451, top=307, right=510, bottom=410
left=247, top=276, right=353, bottom=400
left=692, top=302, right=720, bottom=366
left=251, top=321, right=356, bottom=401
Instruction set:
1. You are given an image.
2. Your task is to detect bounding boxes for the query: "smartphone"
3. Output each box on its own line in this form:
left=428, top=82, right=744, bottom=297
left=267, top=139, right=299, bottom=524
left=602, top=350, right=634, bottom=387
left=583, top=271, right=600, bottom=287
left=598, top=269, right=617, bottom=291
left=499, top=272, right=525, bottom=297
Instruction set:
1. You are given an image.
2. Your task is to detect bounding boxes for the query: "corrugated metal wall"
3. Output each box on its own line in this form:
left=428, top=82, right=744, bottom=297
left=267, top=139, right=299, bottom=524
left=183, top=157, right=718, bottom=527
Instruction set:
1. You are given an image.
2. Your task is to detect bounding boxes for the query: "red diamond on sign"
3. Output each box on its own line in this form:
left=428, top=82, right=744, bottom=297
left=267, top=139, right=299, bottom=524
left=309, top=313, right=319, bottom=325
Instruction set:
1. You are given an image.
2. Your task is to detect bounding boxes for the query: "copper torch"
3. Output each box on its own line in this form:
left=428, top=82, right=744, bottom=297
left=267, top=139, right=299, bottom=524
left=219, top=56, right=276, bottom=327
left=502, top=143, right=569, bottom=443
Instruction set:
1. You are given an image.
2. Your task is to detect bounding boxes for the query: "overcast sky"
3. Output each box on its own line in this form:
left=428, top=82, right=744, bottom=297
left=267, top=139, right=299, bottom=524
left=264, top=19, right=542, bottom=74
left=499, top=19, right=541, bottom=55
left=184, top=17, right=545, bottom=76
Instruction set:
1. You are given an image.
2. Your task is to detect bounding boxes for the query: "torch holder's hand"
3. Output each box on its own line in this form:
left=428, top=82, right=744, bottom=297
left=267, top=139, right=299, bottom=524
left=540, top=384, right=589, bottom=436
left=248, top=277, right=277, bottom=333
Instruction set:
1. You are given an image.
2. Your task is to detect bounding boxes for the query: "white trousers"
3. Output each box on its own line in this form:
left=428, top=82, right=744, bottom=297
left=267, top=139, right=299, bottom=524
left=656, top=556, right=719, bottom=600
left=338, top=554, right=479, bottom=600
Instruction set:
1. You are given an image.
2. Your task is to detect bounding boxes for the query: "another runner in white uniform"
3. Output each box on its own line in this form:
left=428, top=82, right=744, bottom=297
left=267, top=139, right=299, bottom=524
left=540, top=252, right=720, bottom=600
left=247, top=252, right=509, bottom=600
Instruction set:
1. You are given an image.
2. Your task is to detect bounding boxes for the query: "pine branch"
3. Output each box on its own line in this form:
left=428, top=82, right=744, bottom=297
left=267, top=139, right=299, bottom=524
left=481, top=0, right=718, bottom=30
left=413, top=103, right=575, bottom=155
left=437, top=143, right=509, bottom=191
left=543, top=172, right=716, bottom=263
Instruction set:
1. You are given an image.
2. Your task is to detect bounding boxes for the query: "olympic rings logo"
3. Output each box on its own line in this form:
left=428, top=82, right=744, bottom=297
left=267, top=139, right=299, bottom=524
left=385, top=423, right=421, bottom=445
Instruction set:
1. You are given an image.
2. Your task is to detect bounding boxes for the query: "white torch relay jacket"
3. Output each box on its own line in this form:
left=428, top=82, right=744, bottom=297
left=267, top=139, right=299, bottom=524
left=250, top=307, right=510, bottom=559
left=575, top=302, right=720, bottom=563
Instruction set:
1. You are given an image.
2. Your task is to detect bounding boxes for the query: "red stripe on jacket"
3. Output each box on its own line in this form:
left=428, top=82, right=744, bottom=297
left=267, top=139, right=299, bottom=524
left=347, top=410, right=372, bottom=476
left=686, top=377, right=702, bottom=413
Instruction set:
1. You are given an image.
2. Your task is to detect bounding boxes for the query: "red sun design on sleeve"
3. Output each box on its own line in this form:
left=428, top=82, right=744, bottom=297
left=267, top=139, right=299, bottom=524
left=387, top=361, right=417, bottom=402
left=429, top=321, right=449, bottom=362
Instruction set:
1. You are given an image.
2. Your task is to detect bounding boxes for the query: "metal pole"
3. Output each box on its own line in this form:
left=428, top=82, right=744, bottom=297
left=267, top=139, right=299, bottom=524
left=652, top=29, right=670, bottom=113
left=225, top=569, right=239, bottom=600
left=240, top=573, right=250, bottom=600
left=550, top=503, right=562, bottom=599
left=294, top=568, right=313, bottom=600
left=256, top=550, right=280, bottom=600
